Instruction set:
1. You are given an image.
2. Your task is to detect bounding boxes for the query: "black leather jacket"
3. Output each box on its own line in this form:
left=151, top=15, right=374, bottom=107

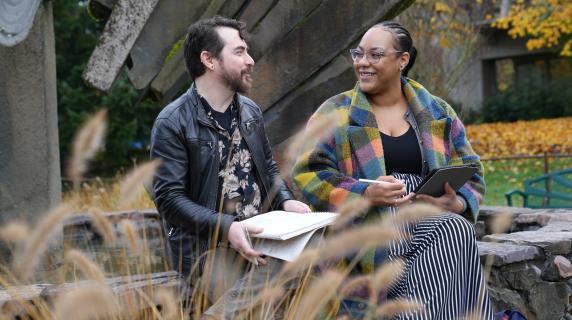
left=150, top=84, right=294, bottom=274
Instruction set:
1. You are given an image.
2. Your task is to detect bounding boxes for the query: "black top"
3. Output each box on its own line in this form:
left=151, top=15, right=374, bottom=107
left=199, top=95, right=234, bottom=132
left=381, top=126, right=422, bottom=175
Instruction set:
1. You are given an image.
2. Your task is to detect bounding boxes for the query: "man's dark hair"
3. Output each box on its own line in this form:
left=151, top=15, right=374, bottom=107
left=183, top=16, right=249, bottom=80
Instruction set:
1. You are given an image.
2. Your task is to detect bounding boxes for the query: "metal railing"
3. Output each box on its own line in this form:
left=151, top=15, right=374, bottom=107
left=481, top=153, right=572, bottom=207
left=481, top=152, right=572, bottom=175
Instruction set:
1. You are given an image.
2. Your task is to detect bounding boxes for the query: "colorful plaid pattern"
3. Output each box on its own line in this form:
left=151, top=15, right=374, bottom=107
left=292, top=77, right=485, bottom=222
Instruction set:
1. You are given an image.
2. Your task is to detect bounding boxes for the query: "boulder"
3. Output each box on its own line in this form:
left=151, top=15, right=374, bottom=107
left=487, top=286, right=532, bottom=320
left=478, top=241, right=542, bottom=266
left=490, top=262, right=542, bottom=291
left=527, top=281, right=569, bottom=320
left=483, top=231, right=572, bottom=255
left=541, top=256, right=572, bottom=282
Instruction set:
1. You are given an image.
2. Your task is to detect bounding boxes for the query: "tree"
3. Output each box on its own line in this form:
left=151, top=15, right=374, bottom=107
left=53, top=1, right=161, bottom=178
left=397, top=0, right=488, bottom=107
left=493, top=0, right=572, bottom=56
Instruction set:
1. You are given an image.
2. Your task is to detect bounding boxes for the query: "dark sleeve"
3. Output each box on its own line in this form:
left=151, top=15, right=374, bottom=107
left=259, top=117, right=294, bottom=210
left=150, top=117, right=235, bottom=241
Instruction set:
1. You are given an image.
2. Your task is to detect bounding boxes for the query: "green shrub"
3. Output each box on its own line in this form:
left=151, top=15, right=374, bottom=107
left=482, top=77, right=572, bottom=123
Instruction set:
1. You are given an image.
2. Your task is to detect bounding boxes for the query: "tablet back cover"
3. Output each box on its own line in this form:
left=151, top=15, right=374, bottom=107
left=415, top=165, right=478, bottom=197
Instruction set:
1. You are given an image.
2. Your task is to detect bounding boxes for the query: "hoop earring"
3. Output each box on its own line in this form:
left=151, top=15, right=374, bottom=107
left=399, top=65, right=405, bottom=71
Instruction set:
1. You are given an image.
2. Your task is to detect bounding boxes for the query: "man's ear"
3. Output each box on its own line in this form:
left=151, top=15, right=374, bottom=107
left=200, top=50, right=215, bottom=71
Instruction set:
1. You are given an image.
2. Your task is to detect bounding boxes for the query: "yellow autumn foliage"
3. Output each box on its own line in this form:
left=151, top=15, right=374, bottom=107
left=493, top=0, right=572, bottom=56
left=467, top=117, right=572, bottom=158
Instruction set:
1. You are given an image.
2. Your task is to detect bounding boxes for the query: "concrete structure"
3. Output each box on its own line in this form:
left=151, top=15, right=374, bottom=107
left=450, top=26, right=563, bottom=110
left=451, top=27, right=557, bottom=108
left=0, top=1, right=61, bottom=223
left=84, top=0, right=416, bottom=146
left=83, top=0, right=159, bottom=92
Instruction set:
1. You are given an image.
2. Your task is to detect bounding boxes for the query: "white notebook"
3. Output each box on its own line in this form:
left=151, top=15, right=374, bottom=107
left=242, top=210, right=338, bottom=240
left=253, top=230, right=320, bottom=261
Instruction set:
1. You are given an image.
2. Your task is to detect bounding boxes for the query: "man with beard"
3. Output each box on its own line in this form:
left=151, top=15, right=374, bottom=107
left=150, top=16, right=310, bottom=318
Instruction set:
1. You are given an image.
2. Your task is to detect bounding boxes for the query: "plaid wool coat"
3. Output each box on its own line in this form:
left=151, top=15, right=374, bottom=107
left=292, top=78, right=485, bottom=223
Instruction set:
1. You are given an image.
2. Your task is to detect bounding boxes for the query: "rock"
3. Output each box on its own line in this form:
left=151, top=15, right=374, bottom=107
left=540, top=209, right=572, bottom=215
left=487, top=286, right=532, bottom=319
left=477, top=208, right=572, bottom=319
left=0, top=271, right=183, bottom=318
left=541, top=255, right=572, bottom=282
left=538, top=220, right=572, bottom=232
left=63, top=210, right=168, bottom=275
left=514, top=213, right=550, bottom=228
left=542, top=256, right=565, bottom=282
left=478, top=242, right=542, bottom=266
left=475, top=221, right=486, bottom=240
left=494, top=262, right=542, bottom=291
left=479, top=206, right=534, bottom=218
left=483, top=231, right=572, bottom=255
left=555, top=256, right=572, bottom=278
left=528, top=281, right=569, bottom=320
left=560, top=314, right=572, bottom=320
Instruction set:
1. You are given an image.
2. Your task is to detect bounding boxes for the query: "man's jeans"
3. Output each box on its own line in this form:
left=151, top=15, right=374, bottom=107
left=201, top=248, right=287, bottom=319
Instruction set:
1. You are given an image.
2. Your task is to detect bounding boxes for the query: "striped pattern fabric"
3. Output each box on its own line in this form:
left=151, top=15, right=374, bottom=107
left=386, top=173, right=493, bottom=319
left=292, top=78, right=485, bottom=223
left=292, top=78, right=492, bottom=318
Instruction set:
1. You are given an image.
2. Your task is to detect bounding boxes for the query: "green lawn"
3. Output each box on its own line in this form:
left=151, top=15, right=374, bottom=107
left=482, top=157, right=572, bottom=206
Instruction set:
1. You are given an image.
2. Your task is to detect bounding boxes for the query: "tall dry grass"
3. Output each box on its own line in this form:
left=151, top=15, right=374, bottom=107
left=0, top=108, right=487, bottom=320
left=0, top=110, right=177, bottom=319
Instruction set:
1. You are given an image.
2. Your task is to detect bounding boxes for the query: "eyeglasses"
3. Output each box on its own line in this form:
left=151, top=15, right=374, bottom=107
left=349, top=48, right=404, bottom=64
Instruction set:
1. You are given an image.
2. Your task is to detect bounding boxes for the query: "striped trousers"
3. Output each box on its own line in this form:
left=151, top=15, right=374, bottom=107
left=383, top=173, right=493, bottom=319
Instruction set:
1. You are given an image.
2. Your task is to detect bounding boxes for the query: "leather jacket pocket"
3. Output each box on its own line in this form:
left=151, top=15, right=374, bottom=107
left=186, top=139, right=217, bottom=173
left=244, top=118, right=260, bottom=133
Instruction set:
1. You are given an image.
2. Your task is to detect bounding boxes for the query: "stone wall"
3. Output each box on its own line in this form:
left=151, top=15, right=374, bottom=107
left=477, top=206, right=572, bottom=320
left=62, top=210, right=170, bottom=277
left=85, top=0, right=416, bottom=147
left=49, top=206, right=572, bottom=319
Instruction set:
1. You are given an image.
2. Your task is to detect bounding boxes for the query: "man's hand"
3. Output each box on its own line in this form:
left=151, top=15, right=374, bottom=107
left=228, top=222, right=267, bottom=266
left=282, top=200, right=311, bottom=213
left=364, top=175, right=413, bottom=207
left=415, top=182, right=464, bottom=214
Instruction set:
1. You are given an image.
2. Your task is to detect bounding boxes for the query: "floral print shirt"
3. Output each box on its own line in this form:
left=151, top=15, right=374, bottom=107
left=200, top=96, right=262, bottom=219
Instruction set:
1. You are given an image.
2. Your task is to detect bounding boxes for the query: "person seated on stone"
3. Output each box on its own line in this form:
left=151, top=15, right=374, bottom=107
left=150, top=16, right=311, bottom=319
left=292, top=21, right=493, bottom=319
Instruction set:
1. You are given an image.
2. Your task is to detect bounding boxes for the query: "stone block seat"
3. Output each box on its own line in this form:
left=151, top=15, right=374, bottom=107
left=478, top=206, right=572, bottom=320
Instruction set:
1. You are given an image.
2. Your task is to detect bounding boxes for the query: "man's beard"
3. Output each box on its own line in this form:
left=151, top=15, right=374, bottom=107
left=220, top=61, right=252, bottom=93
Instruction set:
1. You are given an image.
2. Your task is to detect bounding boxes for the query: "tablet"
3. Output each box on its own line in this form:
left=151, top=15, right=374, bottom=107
left=414, top=164, right=479, bottom=197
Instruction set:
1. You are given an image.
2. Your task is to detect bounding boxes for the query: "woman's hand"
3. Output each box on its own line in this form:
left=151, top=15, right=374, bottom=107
left=415, top=182, right=465, bottom=213
left=363, top=175, right=414, bottom=207
left=282, top=200, right=312, bottom=213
